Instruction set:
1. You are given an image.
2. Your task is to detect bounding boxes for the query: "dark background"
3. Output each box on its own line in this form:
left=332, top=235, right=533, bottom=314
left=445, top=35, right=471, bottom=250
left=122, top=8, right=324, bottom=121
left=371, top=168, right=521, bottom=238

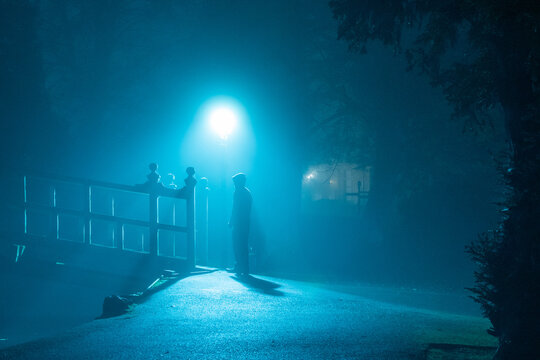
left=1, top=0, right=506, bottom=289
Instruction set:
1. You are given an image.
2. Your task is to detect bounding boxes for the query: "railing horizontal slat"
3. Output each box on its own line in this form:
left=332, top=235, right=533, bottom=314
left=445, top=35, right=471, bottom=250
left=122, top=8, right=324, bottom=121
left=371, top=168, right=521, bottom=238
left=24, top=172, right=188, bottom=199
left=25, top=201, right=189, bottom=232
left=157, top=223, right=188, bottom=233
left=89, top=213, right=149, bottom=228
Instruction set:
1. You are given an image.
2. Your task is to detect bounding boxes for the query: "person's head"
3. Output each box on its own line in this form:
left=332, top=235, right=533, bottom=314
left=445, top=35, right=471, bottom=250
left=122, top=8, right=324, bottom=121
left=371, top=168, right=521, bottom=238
left=232, top=173, right=247, bottom=188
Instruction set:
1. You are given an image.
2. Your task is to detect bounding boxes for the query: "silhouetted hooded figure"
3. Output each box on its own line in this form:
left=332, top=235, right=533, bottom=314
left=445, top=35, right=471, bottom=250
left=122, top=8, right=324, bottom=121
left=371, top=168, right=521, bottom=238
left=229, top=173, right=252, bottom=275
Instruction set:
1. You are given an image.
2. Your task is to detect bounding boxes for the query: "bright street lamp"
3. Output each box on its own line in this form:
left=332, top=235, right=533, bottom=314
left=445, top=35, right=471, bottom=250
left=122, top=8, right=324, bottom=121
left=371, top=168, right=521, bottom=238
left=209, top=106, right=238, bottom=140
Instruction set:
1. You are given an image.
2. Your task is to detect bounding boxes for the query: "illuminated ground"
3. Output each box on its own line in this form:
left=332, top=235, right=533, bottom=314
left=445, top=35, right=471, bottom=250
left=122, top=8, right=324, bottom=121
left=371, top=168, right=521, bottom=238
left=0, top=271, right=496, bottom=359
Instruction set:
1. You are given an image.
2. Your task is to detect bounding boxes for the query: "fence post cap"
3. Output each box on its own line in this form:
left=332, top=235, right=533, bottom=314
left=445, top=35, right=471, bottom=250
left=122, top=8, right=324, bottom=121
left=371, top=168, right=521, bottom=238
left=147, top=163, right=161, bottom=184
left=184, top=167, right=197, bottom=189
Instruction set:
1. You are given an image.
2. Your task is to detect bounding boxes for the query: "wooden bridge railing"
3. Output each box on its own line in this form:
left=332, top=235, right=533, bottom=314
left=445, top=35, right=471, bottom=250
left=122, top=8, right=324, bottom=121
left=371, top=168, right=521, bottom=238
left=20, top=165, right=197, bottom=268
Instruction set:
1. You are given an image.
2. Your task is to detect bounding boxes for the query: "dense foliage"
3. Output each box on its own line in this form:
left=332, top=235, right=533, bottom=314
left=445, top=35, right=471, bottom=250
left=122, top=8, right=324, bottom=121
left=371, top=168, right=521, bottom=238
left=330, top=1, right=540, bottom=358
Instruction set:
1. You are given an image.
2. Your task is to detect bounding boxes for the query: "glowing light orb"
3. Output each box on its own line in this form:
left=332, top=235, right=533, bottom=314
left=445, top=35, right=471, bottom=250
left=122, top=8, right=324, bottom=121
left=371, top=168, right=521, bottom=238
left=209, top=106, right=238, bottom=140
left=304, top=172, right=316, bottom=182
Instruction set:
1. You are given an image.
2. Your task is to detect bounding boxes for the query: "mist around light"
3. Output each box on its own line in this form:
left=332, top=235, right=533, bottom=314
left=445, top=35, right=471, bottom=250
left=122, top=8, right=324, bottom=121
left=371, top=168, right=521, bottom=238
left=179, top=95, right=255, bottom=183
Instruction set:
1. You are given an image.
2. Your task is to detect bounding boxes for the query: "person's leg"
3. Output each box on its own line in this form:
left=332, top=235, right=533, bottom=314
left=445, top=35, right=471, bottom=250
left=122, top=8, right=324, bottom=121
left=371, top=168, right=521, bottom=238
left=232, top=229, right=241, bottom=272
left=239, top=229, right=249, bottom=275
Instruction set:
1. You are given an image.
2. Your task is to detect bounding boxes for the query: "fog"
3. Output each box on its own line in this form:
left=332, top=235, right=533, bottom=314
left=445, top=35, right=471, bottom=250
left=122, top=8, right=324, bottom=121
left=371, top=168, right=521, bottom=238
left=1, top=0, right=508, bottom=350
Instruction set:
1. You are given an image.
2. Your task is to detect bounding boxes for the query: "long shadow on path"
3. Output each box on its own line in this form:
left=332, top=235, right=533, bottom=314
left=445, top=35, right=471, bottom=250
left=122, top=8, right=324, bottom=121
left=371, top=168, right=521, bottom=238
left=99, top=268, right=217, bottom=318
left=231, top=274, right=284, bottom=296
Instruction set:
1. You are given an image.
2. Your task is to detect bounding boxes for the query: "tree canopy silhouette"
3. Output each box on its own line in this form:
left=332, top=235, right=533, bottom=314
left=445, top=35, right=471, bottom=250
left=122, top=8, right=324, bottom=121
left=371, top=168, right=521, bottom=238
left=329, top=1, right=540, bottom=359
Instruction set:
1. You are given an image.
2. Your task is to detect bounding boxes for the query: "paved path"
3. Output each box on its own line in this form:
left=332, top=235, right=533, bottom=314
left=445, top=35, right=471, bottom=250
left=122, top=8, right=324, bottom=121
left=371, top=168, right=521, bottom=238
left=0, top=271, right=495, bottom=359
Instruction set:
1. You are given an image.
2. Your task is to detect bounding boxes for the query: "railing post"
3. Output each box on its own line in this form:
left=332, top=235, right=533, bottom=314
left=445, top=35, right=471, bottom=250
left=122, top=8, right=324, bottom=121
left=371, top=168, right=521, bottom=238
left=52, top=186, right=59, bottom=240
left=23, top=175, right=28, bottom=235
left=146, top=163, right=161, bottom=256
left=112, top=197, right=124, bottom=250
left=184, top=167, right=197, bottom=268
left=197, top=177, right=209, bottom=266
left=149, top=191, right=158, bottom=256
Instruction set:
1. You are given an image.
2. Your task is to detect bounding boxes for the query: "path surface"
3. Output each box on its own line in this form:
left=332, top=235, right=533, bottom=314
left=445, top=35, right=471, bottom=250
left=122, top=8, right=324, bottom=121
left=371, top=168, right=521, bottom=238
left=0, top=271, right=495, bottom=359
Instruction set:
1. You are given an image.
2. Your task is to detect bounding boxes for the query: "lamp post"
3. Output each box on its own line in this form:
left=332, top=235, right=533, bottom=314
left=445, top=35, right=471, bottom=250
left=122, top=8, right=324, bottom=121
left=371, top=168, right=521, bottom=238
left=208, top=104, right=238, bottom=269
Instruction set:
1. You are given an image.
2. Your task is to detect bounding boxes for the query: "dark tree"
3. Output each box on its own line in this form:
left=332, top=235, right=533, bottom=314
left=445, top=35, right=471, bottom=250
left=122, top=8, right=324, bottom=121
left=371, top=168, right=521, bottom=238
left=329, top=1, right=540, bottom=358
left=0, top=0, right=52, bottom=169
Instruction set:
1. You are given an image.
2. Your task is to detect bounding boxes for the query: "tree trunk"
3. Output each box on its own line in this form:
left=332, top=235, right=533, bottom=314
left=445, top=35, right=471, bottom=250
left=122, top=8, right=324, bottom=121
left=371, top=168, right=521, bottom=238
left=491, top=88, right=540, bottom=359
